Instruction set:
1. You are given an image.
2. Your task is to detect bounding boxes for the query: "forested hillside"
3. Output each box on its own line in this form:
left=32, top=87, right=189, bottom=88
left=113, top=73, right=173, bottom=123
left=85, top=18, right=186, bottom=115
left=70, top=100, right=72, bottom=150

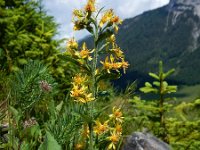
left=81, top=0, right=200, bottom=86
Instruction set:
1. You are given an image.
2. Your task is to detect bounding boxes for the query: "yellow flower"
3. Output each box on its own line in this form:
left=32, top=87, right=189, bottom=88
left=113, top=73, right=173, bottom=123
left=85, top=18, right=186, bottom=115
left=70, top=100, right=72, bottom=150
left=70, top=73, right=94, bottom=103
left=112, top=47, right=124, bottom=59
left=75, top=143, right=84, bottom=150
left=70, top=85, right=86, bottom=98
left=84, top=93, right=95, bottom=102
left=111, top=16, right=122, bottom=24
left=73, top=9, right=84, bottom=19
left=94, top=120, right=109, bottom=135
left=101, top=55, right=123, bottom=73
left=120, top=59, right=129, bottom=74
left=72, top=74, right=87, bottom=85
left=99, top=9, right=114, bottom=27
left=112, top=62, right=121, bottom=71
left=114, top=123, right=122, bottom=135
left=107, top=132, right=121, bottom=150
left=82, top=124, right=90, bottom=138
left=100, top=56, right=113, bottom=73
left=113, top=25, right=119, bottom=33
left=110, top=55, right=121, bottom=72
left=109, top=34, right=116, bottom=43
left=84, top=0, right=96, bottom=12
left=67, top=38, right=78, bottom=54
left=80, top=43, right=93, bottom=61
left=109, top=107, right=124, bottom=123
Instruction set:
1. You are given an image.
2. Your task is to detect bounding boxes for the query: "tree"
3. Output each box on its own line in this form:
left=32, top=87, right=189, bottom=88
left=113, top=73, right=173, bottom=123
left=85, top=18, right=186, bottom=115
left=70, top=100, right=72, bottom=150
left=0, top=0, right=59, bottom=72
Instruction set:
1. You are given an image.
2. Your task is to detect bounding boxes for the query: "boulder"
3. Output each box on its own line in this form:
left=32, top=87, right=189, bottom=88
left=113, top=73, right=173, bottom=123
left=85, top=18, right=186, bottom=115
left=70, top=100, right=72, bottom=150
left=123, top=132, right=171, bottom=150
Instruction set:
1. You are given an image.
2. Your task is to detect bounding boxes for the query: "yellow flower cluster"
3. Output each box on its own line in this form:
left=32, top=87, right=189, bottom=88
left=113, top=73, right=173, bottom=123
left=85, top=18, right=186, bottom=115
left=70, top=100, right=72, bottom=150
left=67, top=38, right=78, bottom=51
left=72, top=0, right=96, bottom=31
left=72, top=0, right=122, bottom=33
left=70, top=74, right=94, bottom=103
left=84, top=0, right=96, bottom=12
left=101, top=54, right=129, bottom=74
left=100, top=34, right=129, bottom=74
left=107, top=107, right=124, bottom=150
left=93, top=107, right=124, bottom=150
left=109, top=107, right=124, bottom=123
left=94, top=120, right=109, bottom=135
left=67, top=39, right=93, bottom=61
left=99, top=9, right=122, bottom=32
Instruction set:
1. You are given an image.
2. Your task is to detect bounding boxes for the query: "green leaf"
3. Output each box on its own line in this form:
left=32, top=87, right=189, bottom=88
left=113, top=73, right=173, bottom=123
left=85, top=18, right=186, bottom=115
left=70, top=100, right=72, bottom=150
left=20, top=141, right=30, bottom=150
left=163, top=69, right=175, bottom=79
left=145, top=82, right=152, bottom=87
left=58, top=54, right=91, bottom=73
left=153, top=81, right=160, bottom=87
left=39, top=131, right=62, bottom=150
left=140, top=87, right=158, bottom=93
left=56, top=101, right=63, bottom=112
left=194, top=99, right=200, bottom=105
left=149, top=72, right=159, bottom=80
left=167, top=85, right=177, bottom=93
left=9, top=106, right=22, bottom=124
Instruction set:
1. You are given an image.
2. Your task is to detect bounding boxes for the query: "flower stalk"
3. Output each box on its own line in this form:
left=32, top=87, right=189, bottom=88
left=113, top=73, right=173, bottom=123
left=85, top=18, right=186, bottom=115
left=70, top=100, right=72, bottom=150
left=67, top=0, right=128, bottom=149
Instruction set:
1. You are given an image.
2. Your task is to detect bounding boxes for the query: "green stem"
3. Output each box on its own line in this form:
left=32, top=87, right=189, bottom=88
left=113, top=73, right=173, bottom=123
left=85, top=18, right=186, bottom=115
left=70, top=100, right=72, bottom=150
left=89, top=18, right=99, bottom=150
left=159, top=74, right=168, bottom=142
left=159, top=74, right=164, bottom=127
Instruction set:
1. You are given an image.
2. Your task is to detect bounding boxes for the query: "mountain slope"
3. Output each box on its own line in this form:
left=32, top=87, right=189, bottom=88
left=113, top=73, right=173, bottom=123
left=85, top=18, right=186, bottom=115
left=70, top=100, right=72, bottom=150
left=81, top=0, right=200, bottom=86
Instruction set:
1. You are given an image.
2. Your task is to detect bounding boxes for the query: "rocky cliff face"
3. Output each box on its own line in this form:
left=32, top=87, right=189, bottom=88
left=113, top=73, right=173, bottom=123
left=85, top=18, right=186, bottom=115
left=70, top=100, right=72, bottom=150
left=168, top=0, right=200, bottom=18
left=166, top=0, right=200, bottom=50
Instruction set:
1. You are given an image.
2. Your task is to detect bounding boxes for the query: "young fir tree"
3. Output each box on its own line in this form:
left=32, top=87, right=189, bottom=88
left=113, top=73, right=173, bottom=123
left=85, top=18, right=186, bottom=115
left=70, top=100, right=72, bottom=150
left=131, top=61, right=177, bottom=142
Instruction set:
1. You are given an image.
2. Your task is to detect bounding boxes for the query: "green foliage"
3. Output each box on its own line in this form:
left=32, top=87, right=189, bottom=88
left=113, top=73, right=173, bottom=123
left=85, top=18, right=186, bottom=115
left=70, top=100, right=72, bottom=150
left=0, top=0, right=59, bottom=72
left=130, top=61, right=177, bottom=142
left=128, top=61, right=200, bottom=149
left=9, top=60, right=57, bottom=120
left=39, top=131, right=62, bottom=150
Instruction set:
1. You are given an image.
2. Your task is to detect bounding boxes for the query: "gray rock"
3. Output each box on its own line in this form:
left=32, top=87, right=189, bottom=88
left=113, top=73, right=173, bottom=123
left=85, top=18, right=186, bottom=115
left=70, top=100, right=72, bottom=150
left=123, top=132, right=172, bottom=150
